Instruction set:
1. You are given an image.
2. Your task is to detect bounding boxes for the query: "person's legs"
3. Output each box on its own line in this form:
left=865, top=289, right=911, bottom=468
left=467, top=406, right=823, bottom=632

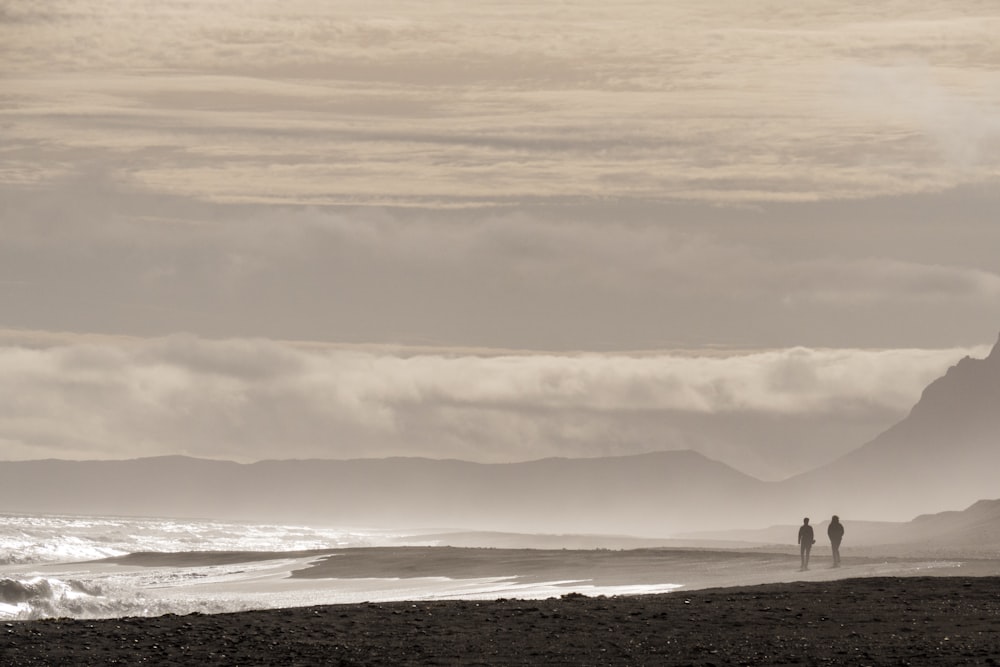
left=831, top=539, right=841, bottom=566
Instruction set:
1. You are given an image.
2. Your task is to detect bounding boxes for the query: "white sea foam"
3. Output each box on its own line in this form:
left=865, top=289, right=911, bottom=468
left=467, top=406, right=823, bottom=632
left=0, top=511, right=425, bottom=619
left=0, top=512, right=401, bottom=565
left=0, top=574, right=163, bottom=619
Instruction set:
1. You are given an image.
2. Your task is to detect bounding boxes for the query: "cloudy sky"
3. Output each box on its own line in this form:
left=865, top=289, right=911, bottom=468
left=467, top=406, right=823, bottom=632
left=2, top=0, right=999, bottom=478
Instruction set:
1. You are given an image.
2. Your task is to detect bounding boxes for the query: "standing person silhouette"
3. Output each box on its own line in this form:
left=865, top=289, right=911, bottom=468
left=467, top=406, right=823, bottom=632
left=797, top=517, right=814, bottom=571
left=828, top=515, right=844, bottom=567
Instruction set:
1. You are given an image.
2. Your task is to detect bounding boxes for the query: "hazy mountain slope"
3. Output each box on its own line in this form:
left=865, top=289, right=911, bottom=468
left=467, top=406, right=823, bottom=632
left=679, top=498, right=1000, bottom=556
left=905, top=498, right=1000, bottom=549
left=0, top=451, right=769, bottom=535
left=780, top=334, right=1000, bottom=521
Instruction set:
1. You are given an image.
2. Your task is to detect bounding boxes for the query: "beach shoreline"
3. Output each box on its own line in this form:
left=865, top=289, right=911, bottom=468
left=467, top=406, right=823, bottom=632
left=6, top=544, right=997, bottom=623
left=6, top=574, right=1000, bottom=665
left=100, top=544, right=1000, bottom=596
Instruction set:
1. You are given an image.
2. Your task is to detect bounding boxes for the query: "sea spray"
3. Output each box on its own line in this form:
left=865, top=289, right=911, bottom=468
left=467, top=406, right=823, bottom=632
left=0, top=575, right=120, bottom=620
left=0, top=512, right=415, bottom=619
left=0, top=573, right=244, bottom=620
left=0, top=512, right=396, bottom=565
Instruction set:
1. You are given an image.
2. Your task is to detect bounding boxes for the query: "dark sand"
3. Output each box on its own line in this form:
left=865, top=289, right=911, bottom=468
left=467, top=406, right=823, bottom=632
left=6, top=575, right=1000, bottom=665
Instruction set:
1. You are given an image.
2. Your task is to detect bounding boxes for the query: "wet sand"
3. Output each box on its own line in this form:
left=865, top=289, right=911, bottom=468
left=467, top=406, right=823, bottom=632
left=99, top=545, right=996, bottom=593
left=286, top=545, right=990, bottom=589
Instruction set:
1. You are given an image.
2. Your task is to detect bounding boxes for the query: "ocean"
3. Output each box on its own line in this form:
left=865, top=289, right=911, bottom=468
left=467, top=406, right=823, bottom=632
left=5, top=512, right=971, bottom=621
left=0, top=512, right=682, bottom=619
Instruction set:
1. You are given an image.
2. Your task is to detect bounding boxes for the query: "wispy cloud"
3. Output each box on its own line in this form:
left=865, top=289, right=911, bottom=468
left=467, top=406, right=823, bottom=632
left=839, top=60, right=1000, bottom=171
left=4, top=1, right=1000, bottom=205
left=3, top=1, right=1000, bottom=468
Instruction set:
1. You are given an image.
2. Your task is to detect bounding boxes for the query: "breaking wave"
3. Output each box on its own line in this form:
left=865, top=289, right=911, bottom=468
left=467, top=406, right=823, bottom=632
left=0, top=512, right=399, bottom=566
left=0, top=511, right=417, bottom=619
left=0, top=573, right=246, bottom=620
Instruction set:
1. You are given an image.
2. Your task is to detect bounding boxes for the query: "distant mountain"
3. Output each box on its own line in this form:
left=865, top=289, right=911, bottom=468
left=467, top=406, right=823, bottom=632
left=902, top=498, right=1000, bottom=550
left=780, top=333, right=1000, bottom=521
left=680, top=498, right=1000, bottom=556
left=2, top=335, right=999, bottom=535
left=0, top=451, right=770, bottom=535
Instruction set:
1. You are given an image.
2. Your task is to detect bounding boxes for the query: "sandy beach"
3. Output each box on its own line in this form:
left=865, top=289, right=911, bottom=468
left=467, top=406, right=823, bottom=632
left=6, top=547, right=1000, bottom=665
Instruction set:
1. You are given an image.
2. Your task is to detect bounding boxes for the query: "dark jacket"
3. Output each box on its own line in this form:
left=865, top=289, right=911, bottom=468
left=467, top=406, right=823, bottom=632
left=798, top=524, right=814, bottom=545
left=828, top=520, right=845, bottom=542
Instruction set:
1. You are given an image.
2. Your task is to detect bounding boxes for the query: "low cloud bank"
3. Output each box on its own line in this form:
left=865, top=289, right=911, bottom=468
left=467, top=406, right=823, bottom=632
left=0, top=333, right=982, bottom=478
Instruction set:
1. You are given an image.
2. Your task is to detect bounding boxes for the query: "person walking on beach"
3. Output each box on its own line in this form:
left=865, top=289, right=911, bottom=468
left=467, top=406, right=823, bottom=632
left=828, top=515, right=844, bottom=567
left=797, top=517, right=814, bottom=571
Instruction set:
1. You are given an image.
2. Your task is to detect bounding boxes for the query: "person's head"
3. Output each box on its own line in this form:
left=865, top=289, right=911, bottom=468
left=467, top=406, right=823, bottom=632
left=832, top=515, right=839, bottom=522
left=803, top=517, right=809, bottom=525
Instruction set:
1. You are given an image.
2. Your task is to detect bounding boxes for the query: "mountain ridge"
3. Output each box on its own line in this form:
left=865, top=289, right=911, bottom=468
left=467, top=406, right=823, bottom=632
left=0, top=448, right=769, bottom=535
left=779, top=332, right=1000, bottom=520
